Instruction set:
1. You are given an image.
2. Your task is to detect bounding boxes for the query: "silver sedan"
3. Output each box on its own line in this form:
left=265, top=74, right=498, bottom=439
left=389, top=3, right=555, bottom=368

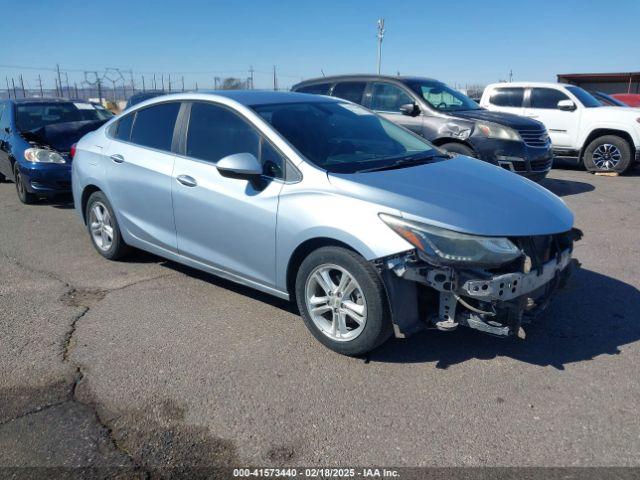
left=72, top=91, right=580, bottom=355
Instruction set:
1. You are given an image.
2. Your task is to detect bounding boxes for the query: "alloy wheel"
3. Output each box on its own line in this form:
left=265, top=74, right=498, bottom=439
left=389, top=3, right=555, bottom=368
left=304, top=264, right=367, bottom=342
left=89, top=202, right=114, bottom=252
left=592, top=143, right=622, bottom=170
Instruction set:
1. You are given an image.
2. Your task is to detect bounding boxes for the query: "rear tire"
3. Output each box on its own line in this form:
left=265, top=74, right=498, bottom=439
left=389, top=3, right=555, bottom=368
left=85, top=191, right=131, bottom=260
left=439, top=142, right=476, bottom=158
left=14, top=164, right=36, bottom=204
left=295, top=246, right=392, bottom=356
left=583, top=135, right=632, bottom=173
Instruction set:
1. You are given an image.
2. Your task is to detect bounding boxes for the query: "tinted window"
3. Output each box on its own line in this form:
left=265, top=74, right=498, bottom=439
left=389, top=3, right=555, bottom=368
left=331, top=82, right=366, bottom=104
left=114, top=114, right=135, bottom=142
left=296, top=83, right=332, bottom=95
left=0, top=103, right=5, bottom=130
left=530, top=88, right=569, bottom=109
left=489, top=88, right=524, bottom=107
left=253, top=101, right=437, bottom=174
left=565, top=86, right=601, bottom=108
left=370, top=83, right=413, bottom=112
left=187, top=102, right=284, bottom=179
left=130, top=102, right=180, bottom=151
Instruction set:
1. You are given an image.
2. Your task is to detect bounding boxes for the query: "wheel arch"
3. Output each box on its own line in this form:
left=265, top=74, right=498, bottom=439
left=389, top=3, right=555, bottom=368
left=431, top=137, right=477, bottom=154
left=581, top=129, right=635, bottom=159
left=80, top=184, right=103, bottom=224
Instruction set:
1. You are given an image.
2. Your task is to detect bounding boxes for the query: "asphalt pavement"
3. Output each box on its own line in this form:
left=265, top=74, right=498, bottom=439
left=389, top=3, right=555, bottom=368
left=1, top=166, right=639, bottom=474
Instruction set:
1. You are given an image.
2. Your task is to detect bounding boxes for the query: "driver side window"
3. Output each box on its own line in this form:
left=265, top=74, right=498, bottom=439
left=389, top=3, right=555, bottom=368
left=186, top=102, right=284, bottom=179
left=370, top=83, right=413, bottom=113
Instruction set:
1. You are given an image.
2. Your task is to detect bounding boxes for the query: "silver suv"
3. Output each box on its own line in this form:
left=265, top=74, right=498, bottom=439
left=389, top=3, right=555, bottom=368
left=72, top=91, right=580, bottom=355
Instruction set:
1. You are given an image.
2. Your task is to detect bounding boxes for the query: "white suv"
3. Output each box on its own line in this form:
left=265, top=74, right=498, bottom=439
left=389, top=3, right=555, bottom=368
left=481, top=82, right=640, bottom=173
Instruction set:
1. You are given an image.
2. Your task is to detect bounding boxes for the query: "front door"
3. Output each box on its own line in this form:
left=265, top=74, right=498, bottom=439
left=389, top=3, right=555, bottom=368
left=524, top=88, right=578, bottom=148
left=171, top=101, right=284, bottom=288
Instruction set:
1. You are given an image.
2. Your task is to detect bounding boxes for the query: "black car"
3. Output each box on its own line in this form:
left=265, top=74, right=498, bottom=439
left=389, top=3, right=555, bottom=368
left=292, top=75, right=553, bottom=182
left=124, top=90, right=167, bottom=110
left=0, top=98, right=110, bottom=203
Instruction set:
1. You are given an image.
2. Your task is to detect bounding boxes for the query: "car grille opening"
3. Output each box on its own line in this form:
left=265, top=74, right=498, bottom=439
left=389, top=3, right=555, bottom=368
left=516, top=126, right=550, bottom=148
left=530, top=158, right=552, bottom=172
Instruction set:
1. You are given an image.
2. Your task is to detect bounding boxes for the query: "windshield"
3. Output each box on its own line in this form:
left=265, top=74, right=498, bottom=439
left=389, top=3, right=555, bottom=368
left=565, top=86, right=601, bottom=108
left=406, top=80, right=481, bottom=112
left=16, top=102, right=108, bottom=132
left=252, top=101, right=440, bottom=173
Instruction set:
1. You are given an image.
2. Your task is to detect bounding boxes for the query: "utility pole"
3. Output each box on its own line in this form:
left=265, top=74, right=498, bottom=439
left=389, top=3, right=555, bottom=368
left=142, top=75, right=146, bottom=92
left=273, top=65, right=278, bottom=91
left=38, top=75, right=43, bottom=97
left=64, top=72, right=71, bottom=98
left=249, top=66, right=254, bottom=89
left=195, top=81, right=198, bottom=91
left=376, top=19, right=385, bottom=75
left=509, top=69, right=513, bottom=83
left=74, top=82, right=79, bottom=99
left=129, top=70, right=135, bottom=94
left=19, top=74, right=26, bottom=97
left=161, top=74, right=165, bottom=91
left=11, top=78, right=17, bottom=98
left=181, top=76, right=185, bottom=92
left=5, top=77, right=11, bottom=99
left=214, top=77, right=220, bottom=89
left=168, top=74, right=172, bottom=92
left=56, top=64, right=63, bottom=98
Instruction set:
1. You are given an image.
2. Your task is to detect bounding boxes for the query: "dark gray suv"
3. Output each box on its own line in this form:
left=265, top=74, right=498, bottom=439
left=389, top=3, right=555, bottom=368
left=292, top=75, right=553, bottom=182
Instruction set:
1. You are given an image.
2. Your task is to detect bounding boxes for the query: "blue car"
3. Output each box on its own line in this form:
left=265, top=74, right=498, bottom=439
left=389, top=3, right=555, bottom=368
left=0, top=98, right=112, bottom=204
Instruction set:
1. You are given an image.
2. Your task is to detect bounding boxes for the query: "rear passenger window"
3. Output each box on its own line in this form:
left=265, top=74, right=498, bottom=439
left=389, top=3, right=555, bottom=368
left=332, top=82, right=366, bottom=104
left=531, top=88, right=569, bottom=109
left=113, top=113, right=134, bottom=142
left=296, top=83, right=332, bottom=95
left=130, top=102, right=180, bottom=151
left=489, top=88, right=524, bottom=107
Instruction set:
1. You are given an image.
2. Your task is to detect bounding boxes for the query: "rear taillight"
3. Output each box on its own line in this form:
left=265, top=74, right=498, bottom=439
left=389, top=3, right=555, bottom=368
left=70, top=143, right=77, bottom=159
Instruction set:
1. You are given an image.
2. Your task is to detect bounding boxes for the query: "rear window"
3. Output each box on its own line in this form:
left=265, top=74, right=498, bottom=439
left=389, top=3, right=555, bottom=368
left=331, top=82, right=366, bottom=104
left=129, top=102, right=180, bottom=151
left=296, top=83, right=332, bottom=95
left=489, top=88, right=524, bottom=107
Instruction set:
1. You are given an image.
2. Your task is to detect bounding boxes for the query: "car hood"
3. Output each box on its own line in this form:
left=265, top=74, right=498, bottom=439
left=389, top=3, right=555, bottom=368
left=452, top=109, right=544, bottom=129
left=327, top=156, right=573, bottom=237
left=21, top=119, right=107, bottom=153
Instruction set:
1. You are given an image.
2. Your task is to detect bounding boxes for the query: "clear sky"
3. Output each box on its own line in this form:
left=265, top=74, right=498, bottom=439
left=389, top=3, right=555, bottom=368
left=2, top=0, right=639, bottom=91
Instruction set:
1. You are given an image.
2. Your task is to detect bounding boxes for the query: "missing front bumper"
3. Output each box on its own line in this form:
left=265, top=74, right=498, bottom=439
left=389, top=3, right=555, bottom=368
left=378, top=232, right=580, bottom=339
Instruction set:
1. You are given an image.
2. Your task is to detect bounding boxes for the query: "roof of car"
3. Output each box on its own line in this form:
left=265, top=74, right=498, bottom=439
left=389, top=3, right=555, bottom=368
left=486, top=82, right=570, bottom=88
left=293, top=74, right=441, bottom=87
left=133, top=90, right=342, bottom=107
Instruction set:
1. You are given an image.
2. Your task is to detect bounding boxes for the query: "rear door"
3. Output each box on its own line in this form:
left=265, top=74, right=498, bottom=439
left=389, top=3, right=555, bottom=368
left=484, top=87, right=526, bottom=116
left=103, top=101, right=182, bottom=253
left=367, top=81, right=423, bottom=135
left=524, top=88, right=577, bottom=148
left=171, top=101, right=284, bottom=287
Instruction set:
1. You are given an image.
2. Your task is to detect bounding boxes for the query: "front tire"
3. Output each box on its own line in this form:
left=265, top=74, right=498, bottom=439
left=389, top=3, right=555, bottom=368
left=295, top=246, right=392, bottom=356
left=583, top=135, right=632, bottom=173
left=14, top=164, right=36, bottom=204
left=85, top=191, right=130, bottom=260
left=439, top=142, right=476, bottom=158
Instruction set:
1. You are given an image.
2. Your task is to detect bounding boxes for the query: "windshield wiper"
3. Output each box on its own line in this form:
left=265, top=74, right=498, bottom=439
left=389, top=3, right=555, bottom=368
left=355, top=153, right=448, bottom=173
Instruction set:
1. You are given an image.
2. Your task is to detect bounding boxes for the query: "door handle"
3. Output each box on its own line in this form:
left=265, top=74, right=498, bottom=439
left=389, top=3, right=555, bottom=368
left=177, top=175, right=197, bottom=187
left=110, top=154, right=125, bottom=163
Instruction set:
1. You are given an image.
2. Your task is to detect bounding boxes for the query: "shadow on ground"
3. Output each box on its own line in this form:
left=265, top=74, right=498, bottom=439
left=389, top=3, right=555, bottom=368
left=369, top=268, right=640, bottom=369
left=542, top=177, right=595, bottom=197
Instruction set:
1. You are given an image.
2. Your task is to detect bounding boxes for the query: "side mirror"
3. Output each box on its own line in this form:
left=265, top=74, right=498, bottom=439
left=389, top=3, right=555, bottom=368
left=399, top=103, right=420, bottom=116
left=216, top=152, right=262, bottom=177
left=557, top=99, right=577, bottom=111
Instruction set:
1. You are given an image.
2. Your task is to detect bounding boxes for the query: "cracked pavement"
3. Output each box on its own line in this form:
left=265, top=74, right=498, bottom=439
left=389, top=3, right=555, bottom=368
left=1, top=167, right=639, bottom=474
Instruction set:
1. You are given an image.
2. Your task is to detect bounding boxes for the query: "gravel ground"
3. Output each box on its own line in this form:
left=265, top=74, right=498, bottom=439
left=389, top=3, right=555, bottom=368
left=0, top=166, right=638, bottom=475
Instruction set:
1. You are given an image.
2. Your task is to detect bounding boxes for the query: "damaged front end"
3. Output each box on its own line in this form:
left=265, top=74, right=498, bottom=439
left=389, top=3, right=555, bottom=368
left=376, top=223, right=583, bottom=339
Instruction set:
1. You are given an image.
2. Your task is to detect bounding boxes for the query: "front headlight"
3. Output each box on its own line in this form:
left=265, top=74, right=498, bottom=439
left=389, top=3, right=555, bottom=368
left=475, top=121, right=521, bottom=142
left=24, top=148, right=66, bottom=164
left=379, top=213, right=522, bottom=267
